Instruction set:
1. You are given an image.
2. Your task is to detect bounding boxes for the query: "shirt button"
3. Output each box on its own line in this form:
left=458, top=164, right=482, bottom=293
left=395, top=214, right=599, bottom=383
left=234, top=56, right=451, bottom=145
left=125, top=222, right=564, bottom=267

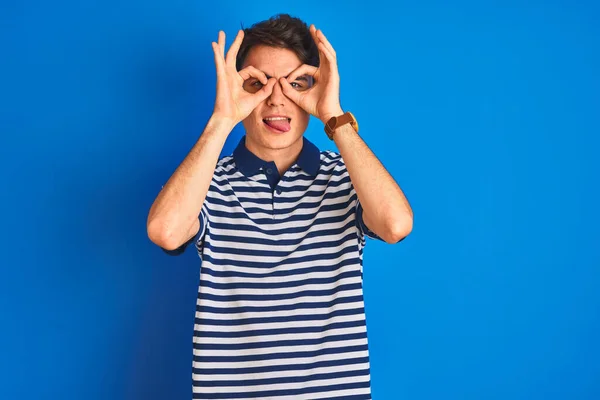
left=266, top=168, right=273, bottom=174
left=276, top=189, right=282, bottom=195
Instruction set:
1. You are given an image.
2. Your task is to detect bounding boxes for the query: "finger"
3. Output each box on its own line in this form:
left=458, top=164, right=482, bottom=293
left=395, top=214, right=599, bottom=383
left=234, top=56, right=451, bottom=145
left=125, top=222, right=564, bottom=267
left=217, top=30, right=225, bottom=59
left=286, top=64, right=318, bottom=83
left=316, top=42, right=337, bottom=72
left=211, top=41, right=226, bottom=80
left=238, top=65, right=268, bottom=84
left=309, top=25, right=327, bottom=57
left=316, top=28, right=336, bottom=58
left=309, top=26, right=332, bottom=69
left=309, top=24, right=319, bottom=46
left=251, top=77, right=277, bottom=103
left=225, top=30, right=244, bottom=69
left=279, top=77, right=303, bottom=105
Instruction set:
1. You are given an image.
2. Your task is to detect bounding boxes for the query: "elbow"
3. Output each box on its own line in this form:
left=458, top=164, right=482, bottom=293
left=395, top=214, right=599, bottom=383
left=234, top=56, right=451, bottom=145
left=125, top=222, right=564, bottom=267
left=384, top=213, right=413, bottom=244
left=147, top=218, right=179, bottom=250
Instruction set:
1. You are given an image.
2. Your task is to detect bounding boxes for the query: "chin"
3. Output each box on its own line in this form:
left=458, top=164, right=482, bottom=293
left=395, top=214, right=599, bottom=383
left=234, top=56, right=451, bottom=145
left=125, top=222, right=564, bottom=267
left=259, top=129, right=303, bottom=149
left=243, top=114, right=309, bottom=151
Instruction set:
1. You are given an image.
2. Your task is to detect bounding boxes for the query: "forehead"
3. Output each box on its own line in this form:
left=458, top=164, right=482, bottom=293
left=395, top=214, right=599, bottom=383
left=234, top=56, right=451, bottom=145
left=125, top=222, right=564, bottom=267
left=241, top=45, right=303, bottom=77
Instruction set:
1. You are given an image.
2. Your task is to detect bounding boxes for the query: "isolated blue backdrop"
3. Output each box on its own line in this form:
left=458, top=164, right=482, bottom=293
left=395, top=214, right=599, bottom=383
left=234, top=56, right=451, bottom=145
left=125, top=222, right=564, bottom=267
left=1, top=1, right=599, bottom=399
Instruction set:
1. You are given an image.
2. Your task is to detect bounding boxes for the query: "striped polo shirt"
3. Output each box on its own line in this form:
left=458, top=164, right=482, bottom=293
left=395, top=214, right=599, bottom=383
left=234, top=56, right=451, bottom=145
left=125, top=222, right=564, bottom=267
left=176, top=134, right=383, bottom=399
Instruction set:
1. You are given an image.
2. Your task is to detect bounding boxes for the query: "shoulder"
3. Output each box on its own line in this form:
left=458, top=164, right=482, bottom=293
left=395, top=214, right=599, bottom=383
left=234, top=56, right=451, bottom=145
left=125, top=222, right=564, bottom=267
left=208, top=154, right=239, bottom=183
left=320, top=149, right=342, bottom=164
left=215, top=154, right=236, bottom=173
left=319, top=150, right=349, bottom=176
left=320, top=150, right=346, bottom=168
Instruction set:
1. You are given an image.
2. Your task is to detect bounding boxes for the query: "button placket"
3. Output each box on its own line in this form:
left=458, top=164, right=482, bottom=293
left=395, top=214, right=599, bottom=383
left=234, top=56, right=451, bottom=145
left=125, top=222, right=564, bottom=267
left=273, top=185, right=283, bottom=219
left=274, top=174, right=284, bottom=219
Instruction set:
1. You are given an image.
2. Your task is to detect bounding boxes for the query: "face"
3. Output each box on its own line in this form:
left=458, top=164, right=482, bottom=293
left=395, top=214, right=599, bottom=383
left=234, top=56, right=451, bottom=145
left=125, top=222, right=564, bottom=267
left=241, top=45, right=311, bottom=153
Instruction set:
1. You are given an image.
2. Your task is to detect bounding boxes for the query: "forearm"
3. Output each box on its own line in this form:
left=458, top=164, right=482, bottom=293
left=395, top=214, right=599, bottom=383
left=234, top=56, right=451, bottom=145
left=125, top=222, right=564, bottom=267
left=147, top=115, right=234, bottom=249
left=331, top=122, right=413, bottom=243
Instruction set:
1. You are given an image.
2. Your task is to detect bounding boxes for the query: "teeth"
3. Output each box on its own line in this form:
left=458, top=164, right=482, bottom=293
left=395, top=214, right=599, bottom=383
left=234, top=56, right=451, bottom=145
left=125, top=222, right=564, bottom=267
left=264, top=117, right=289, bottom=121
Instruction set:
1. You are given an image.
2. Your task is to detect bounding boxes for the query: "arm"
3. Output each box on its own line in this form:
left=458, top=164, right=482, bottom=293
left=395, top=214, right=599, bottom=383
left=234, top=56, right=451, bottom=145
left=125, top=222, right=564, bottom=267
left=279, top=25, right=412, bottom=243
left=146, top=117, right=233, bottom=250
left=147, top=29, right=276, bottom=251
left=325, top=116, right=413, bottom=244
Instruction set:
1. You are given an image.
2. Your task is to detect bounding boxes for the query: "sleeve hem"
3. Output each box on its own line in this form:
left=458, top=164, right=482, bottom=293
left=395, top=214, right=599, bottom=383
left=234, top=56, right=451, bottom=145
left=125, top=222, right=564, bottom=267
left=356, top=200, right=384, bottom=241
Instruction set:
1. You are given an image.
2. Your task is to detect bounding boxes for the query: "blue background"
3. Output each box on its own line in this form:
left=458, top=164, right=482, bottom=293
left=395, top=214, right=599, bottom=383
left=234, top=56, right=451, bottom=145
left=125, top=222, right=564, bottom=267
left=1, top=0, right=599, bottom=399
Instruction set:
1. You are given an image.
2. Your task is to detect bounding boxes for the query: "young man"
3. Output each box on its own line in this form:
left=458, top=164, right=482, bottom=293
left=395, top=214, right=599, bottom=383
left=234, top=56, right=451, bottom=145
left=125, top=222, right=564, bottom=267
left=147, top=14, right=413, bottom=400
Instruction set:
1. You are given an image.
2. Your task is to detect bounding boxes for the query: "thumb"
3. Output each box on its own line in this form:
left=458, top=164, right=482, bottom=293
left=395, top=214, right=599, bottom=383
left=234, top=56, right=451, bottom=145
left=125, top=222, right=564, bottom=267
left=279, top=77, right=302, bottom=106
left=251, top=77, right=277, bottom=104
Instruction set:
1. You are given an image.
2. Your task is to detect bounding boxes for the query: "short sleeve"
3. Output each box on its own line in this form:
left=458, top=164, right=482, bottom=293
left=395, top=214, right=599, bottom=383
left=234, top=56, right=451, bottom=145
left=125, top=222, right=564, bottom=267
left=161, top=204, right=209, bottom=256
left=334, top=153, right=385, bottom=244
left=355, top=198, right=384, bottom=242
left=194, top=203, right=210, bottom=256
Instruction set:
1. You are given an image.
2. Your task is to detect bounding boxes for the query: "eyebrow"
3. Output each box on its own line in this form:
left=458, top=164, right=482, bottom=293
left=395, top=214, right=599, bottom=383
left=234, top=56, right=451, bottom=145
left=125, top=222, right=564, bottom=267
left=264, top=74, right=310, bottom=82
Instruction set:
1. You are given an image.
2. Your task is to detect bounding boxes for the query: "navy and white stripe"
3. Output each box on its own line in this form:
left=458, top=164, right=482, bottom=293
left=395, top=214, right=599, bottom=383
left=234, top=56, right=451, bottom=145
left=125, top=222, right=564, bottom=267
left=189, top=135, right=382, bottom=399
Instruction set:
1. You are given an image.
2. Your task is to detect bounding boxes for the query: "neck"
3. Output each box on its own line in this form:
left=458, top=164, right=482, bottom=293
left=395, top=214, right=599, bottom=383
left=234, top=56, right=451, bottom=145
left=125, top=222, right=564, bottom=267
left=245, top=135, right=304, bottom=175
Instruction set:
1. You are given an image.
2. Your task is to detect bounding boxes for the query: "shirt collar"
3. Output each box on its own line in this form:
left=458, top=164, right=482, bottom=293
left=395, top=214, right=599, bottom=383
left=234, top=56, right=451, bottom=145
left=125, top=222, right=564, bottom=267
left=233, top=135, right=320, bottom=177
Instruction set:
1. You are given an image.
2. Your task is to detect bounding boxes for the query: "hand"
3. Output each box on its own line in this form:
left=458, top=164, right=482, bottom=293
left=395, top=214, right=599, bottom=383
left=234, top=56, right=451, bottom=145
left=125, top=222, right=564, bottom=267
left=279, top=24, right=344, bottom=124
left=211, top=30, right=277, bottom=125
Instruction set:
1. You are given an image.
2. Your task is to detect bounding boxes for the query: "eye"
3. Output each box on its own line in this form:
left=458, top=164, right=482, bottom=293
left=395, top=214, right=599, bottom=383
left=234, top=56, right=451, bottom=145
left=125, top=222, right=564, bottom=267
left=242, top=79, right=264, bottom=93
left=290, top=75, right=312, bottom=91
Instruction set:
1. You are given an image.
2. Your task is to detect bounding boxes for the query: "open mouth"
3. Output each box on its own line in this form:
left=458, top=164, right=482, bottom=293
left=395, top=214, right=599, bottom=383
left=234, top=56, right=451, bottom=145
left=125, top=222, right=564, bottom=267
left=263, top=117, right=292, bottom=133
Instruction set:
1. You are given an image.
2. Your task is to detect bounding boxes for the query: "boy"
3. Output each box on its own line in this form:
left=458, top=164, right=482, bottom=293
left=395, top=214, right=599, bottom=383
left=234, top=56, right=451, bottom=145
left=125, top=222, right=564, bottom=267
left=147, top=13, right=412, bottom=399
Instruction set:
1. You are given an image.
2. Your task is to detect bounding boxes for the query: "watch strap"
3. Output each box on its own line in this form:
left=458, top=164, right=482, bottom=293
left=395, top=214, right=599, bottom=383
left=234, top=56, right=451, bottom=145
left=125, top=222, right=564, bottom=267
left=324, top=112, right=357, bottom=140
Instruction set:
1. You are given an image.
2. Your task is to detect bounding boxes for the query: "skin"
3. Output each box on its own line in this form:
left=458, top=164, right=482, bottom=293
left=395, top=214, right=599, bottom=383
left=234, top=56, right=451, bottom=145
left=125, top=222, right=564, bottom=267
left=224, top=24, right=412, bottom=242
left=147, top=24, right=413, bottom=249
left=240, top=45, right=311, bottom=175
left=211, top=25, right=347, bottom=175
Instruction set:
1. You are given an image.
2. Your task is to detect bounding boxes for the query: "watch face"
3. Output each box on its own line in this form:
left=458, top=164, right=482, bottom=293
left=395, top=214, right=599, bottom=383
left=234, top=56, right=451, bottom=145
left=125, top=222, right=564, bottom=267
left=348, top=112, right=358, bottom=132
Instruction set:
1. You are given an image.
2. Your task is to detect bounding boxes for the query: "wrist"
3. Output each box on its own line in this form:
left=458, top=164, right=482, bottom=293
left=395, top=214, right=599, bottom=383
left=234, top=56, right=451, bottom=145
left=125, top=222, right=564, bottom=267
left=320, top=108, right=344, bottom=125
left=207, top=114, right=237, bottom=137
left=209, top=113, right=238, bottom=131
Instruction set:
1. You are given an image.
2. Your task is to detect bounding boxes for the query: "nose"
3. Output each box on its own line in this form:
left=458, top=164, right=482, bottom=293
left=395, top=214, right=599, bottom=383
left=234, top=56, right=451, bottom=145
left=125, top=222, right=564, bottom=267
left=267, top=79, right=285, bottom=106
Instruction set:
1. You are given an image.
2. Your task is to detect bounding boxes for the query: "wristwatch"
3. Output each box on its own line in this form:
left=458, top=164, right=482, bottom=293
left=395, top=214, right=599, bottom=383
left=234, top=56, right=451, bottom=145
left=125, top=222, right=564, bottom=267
left=324, top=111, right=359, bottom=140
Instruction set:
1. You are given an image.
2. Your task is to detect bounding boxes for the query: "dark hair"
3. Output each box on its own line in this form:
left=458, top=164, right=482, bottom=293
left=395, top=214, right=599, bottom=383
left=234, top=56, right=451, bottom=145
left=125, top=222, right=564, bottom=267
left=236, top=14, right=319, bottom=71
